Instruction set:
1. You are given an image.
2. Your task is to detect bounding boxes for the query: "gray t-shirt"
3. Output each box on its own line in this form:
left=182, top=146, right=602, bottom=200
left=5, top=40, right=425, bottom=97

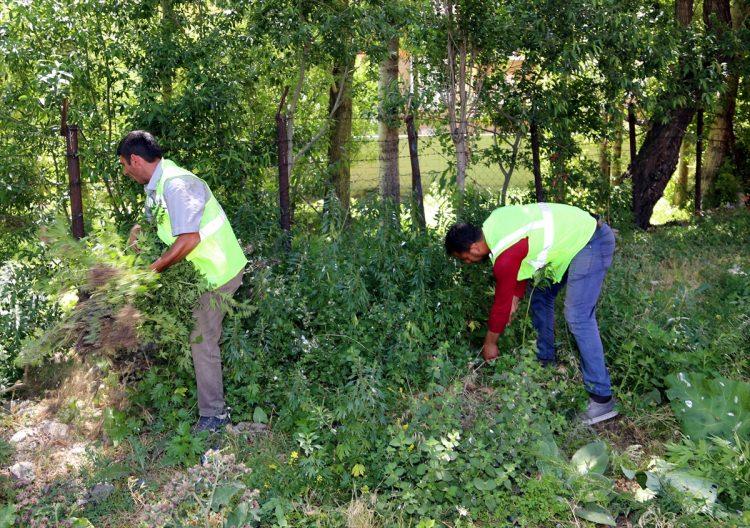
left=145, top=160, right=208, bottom=236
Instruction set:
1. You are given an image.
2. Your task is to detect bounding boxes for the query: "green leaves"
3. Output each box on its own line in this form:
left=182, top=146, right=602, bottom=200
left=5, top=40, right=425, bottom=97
left=573, top=503, right=617, bottom=526
left=0, top=504, right=15, bottom=528
left=211, top=484, right=244, bottom=512
left=631, top=458, right=720, bottom=515
left=351, top=463, right=366, bottom=478
left=571, top=441, right=609, bottom=475
left=164, top=422, right=206, bottom=467
left=471, top=477, right=497, bottom=491
left=252, top=406, right=269, bottom=424
left=665, top=372, right=750, bottom=441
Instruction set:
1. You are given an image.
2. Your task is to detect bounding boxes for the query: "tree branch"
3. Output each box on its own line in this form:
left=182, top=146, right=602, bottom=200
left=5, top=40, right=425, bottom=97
left=292, top=66, right=351, bottom=165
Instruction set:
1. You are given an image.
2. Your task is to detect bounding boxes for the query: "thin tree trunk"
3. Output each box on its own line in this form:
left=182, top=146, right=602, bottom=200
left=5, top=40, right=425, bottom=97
left=497, top=131, right=521, bottom=206
left=674, top=137, right=690, bottom=208
left=550, top=130, right=572, bottom=202
left=599, top=138, right=611, bottom=180
left=530, top=119, right=543, bottom=202
left=327, top=57, right=354, bottom=216
left=612, top=118, right=623, bottom=179
left=65, top=126, right=85, bottom=240
left=627, top=102, right=637, bottom=167
left=599, top=115, right=612, bottom=210
left=406, top=114, right=426, bottom=231
left=277, top=88, right=291, bottom=247
left=449, top=36, right=471, bottom=192
left=695, top=109, right=704, bottom=213
left=379, top=36, right=400, bottom=203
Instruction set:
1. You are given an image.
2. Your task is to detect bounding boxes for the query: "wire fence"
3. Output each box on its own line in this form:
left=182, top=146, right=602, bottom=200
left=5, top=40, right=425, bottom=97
left=342, top=133, right=625, bottom=195
left=328, top=116, right=716, bottom=196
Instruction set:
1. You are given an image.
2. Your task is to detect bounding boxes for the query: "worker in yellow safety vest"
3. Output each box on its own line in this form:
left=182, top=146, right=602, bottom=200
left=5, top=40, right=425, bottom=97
left=445, top=203, right=617, bottom=425
left=118, top=130, right=247, bottom=432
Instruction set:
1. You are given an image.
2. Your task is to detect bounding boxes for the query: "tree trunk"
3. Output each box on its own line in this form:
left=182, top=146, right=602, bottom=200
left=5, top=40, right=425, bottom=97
left=631, top=107, right=696, bottom=228
left=497, top=131, right=522, bottom=206
left=379, top=36, right=400, bottom=203
left=530, top=119, right=544, bottom=202
left=448, top=36, right=471, bottom=192
left=64, top=125, right=85, bottom=240
left=599, top=139, right=611, bottom=180
left=276, top=92, right=292, bottom=247
left=550, top=129, right=572, bottom=202
left=327, top=57, right=354, bottom=216
left=673, top=137, right=690, bottom=208
left=701, top=0, right=744, bottom=197
left=676, top=0, right=694, bottom=25
left=612, top=118, right=623, bottom=179
left=702, top=76, right=737, bottom=194
left=406, top=114, right=426, bottom=230
left=627, top=102, right=637, bottom=167
left=695, top=109, right=704, bottom=213
left=629, top=0, right=695, bottom=228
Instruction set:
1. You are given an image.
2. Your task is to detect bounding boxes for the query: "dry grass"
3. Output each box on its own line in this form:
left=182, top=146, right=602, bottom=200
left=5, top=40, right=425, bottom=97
left=346, top=495, right=379, bottom=528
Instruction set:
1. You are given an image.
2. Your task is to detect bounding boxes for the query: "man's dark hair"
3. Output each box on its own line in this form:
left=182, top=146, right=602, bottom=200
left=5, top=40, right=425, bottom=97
left=445, top=223, right=483, bottom=254
left=116, top=130, right=163, bottom=163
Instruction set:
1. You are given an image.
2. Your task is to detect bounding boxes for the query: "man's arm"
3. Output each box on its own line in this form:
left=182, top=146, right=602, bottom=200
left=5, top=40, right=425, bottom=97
left=482, top=238, right=529, bottom=361
left=150, top=232, right=200, bottom=272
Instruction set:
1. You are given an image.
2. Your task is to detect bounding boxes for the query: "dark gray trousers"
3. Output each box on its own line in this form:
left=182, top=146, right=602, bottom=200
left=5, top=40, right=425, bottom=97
left=190, top=270, right=243, bottom=417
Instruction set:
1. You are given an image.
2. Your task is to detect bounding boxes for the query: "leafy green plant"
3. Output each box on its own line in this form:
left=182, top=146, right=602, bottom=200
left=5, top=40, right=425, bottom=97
left=536, top=439, right=620, bottom=526
left=15, top=218, right=208, bottom=371
left=666, top=434, right=750, bottom=511
left=164, top=422, right=206, bottom=467
left=665, top=372, right=750, bottom=441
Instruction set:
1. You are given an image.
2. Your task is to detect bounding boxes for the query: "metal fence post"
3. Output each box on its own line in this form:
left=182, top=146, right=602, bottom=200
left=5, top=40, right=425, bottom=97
left=61, top=99, right=85, bottom=239
left=276, top=88, right=291, bottom=249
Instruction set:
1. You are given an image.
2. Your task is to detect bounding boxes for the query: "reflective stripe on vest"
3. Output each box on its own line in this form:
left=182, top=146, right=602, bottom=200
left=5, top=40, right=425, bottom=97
left=198, top=211, right=226, bottom=240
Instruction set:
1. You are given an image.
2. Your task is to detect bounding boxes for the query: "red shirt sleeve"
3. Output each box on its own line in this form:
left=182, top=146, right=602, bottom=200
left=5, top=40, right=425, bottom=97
left=488, top=237, right=529, bottom=334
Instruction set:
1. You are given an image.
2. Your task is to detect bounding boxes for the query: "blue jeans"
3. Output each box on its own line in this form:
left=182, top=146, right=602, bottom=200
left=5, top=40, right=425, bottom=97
left=529, top=222, right=616, bottom=397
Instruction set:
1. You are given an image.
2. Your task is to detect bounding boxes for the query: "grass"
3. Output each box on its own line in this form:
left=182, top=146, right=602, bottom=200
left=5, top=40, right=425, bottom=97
left=4, top=207, right=748, bottom=527
left=349, top=134, right=631, bottom=196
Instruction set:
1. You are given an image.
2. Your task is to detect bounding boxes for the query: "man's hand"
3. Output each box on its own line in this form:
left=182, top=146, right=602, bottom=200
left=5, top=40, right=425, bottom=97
left=127, top=224, right=142, bottom=253
left=482, top=342, right=499, bottom=362
left=482, top=330, right=501, bottom=362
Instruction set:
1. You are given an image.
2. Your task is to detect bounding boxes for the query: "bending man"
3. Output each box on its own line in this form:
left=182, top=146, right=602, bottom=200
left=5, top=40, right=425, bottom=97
left=118, top=130, right=247, bottom=432
left=445, top=203, right=617, bottom=425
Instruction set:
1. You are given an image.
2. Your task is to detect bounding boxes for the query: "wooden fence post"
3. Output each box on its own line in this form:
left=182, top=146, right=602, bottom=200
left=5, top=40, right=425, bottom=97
left=405, top=113, right=426, bottom=231
left=61, top=99, right=85, bottom=239
left=530, top=119, right=544, bottom=202
left=276, top=87, right=291, bottom=249
left=628, top=102, right=637, bottom=167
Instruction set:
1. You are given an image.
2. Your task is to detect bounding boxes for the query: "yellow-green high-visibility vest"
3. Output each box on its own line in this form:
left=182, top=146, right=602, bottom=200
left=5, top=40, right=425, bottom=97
left=482, top=203, right=596, bottom=283
left=154, top=160, right=247, bottom=289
